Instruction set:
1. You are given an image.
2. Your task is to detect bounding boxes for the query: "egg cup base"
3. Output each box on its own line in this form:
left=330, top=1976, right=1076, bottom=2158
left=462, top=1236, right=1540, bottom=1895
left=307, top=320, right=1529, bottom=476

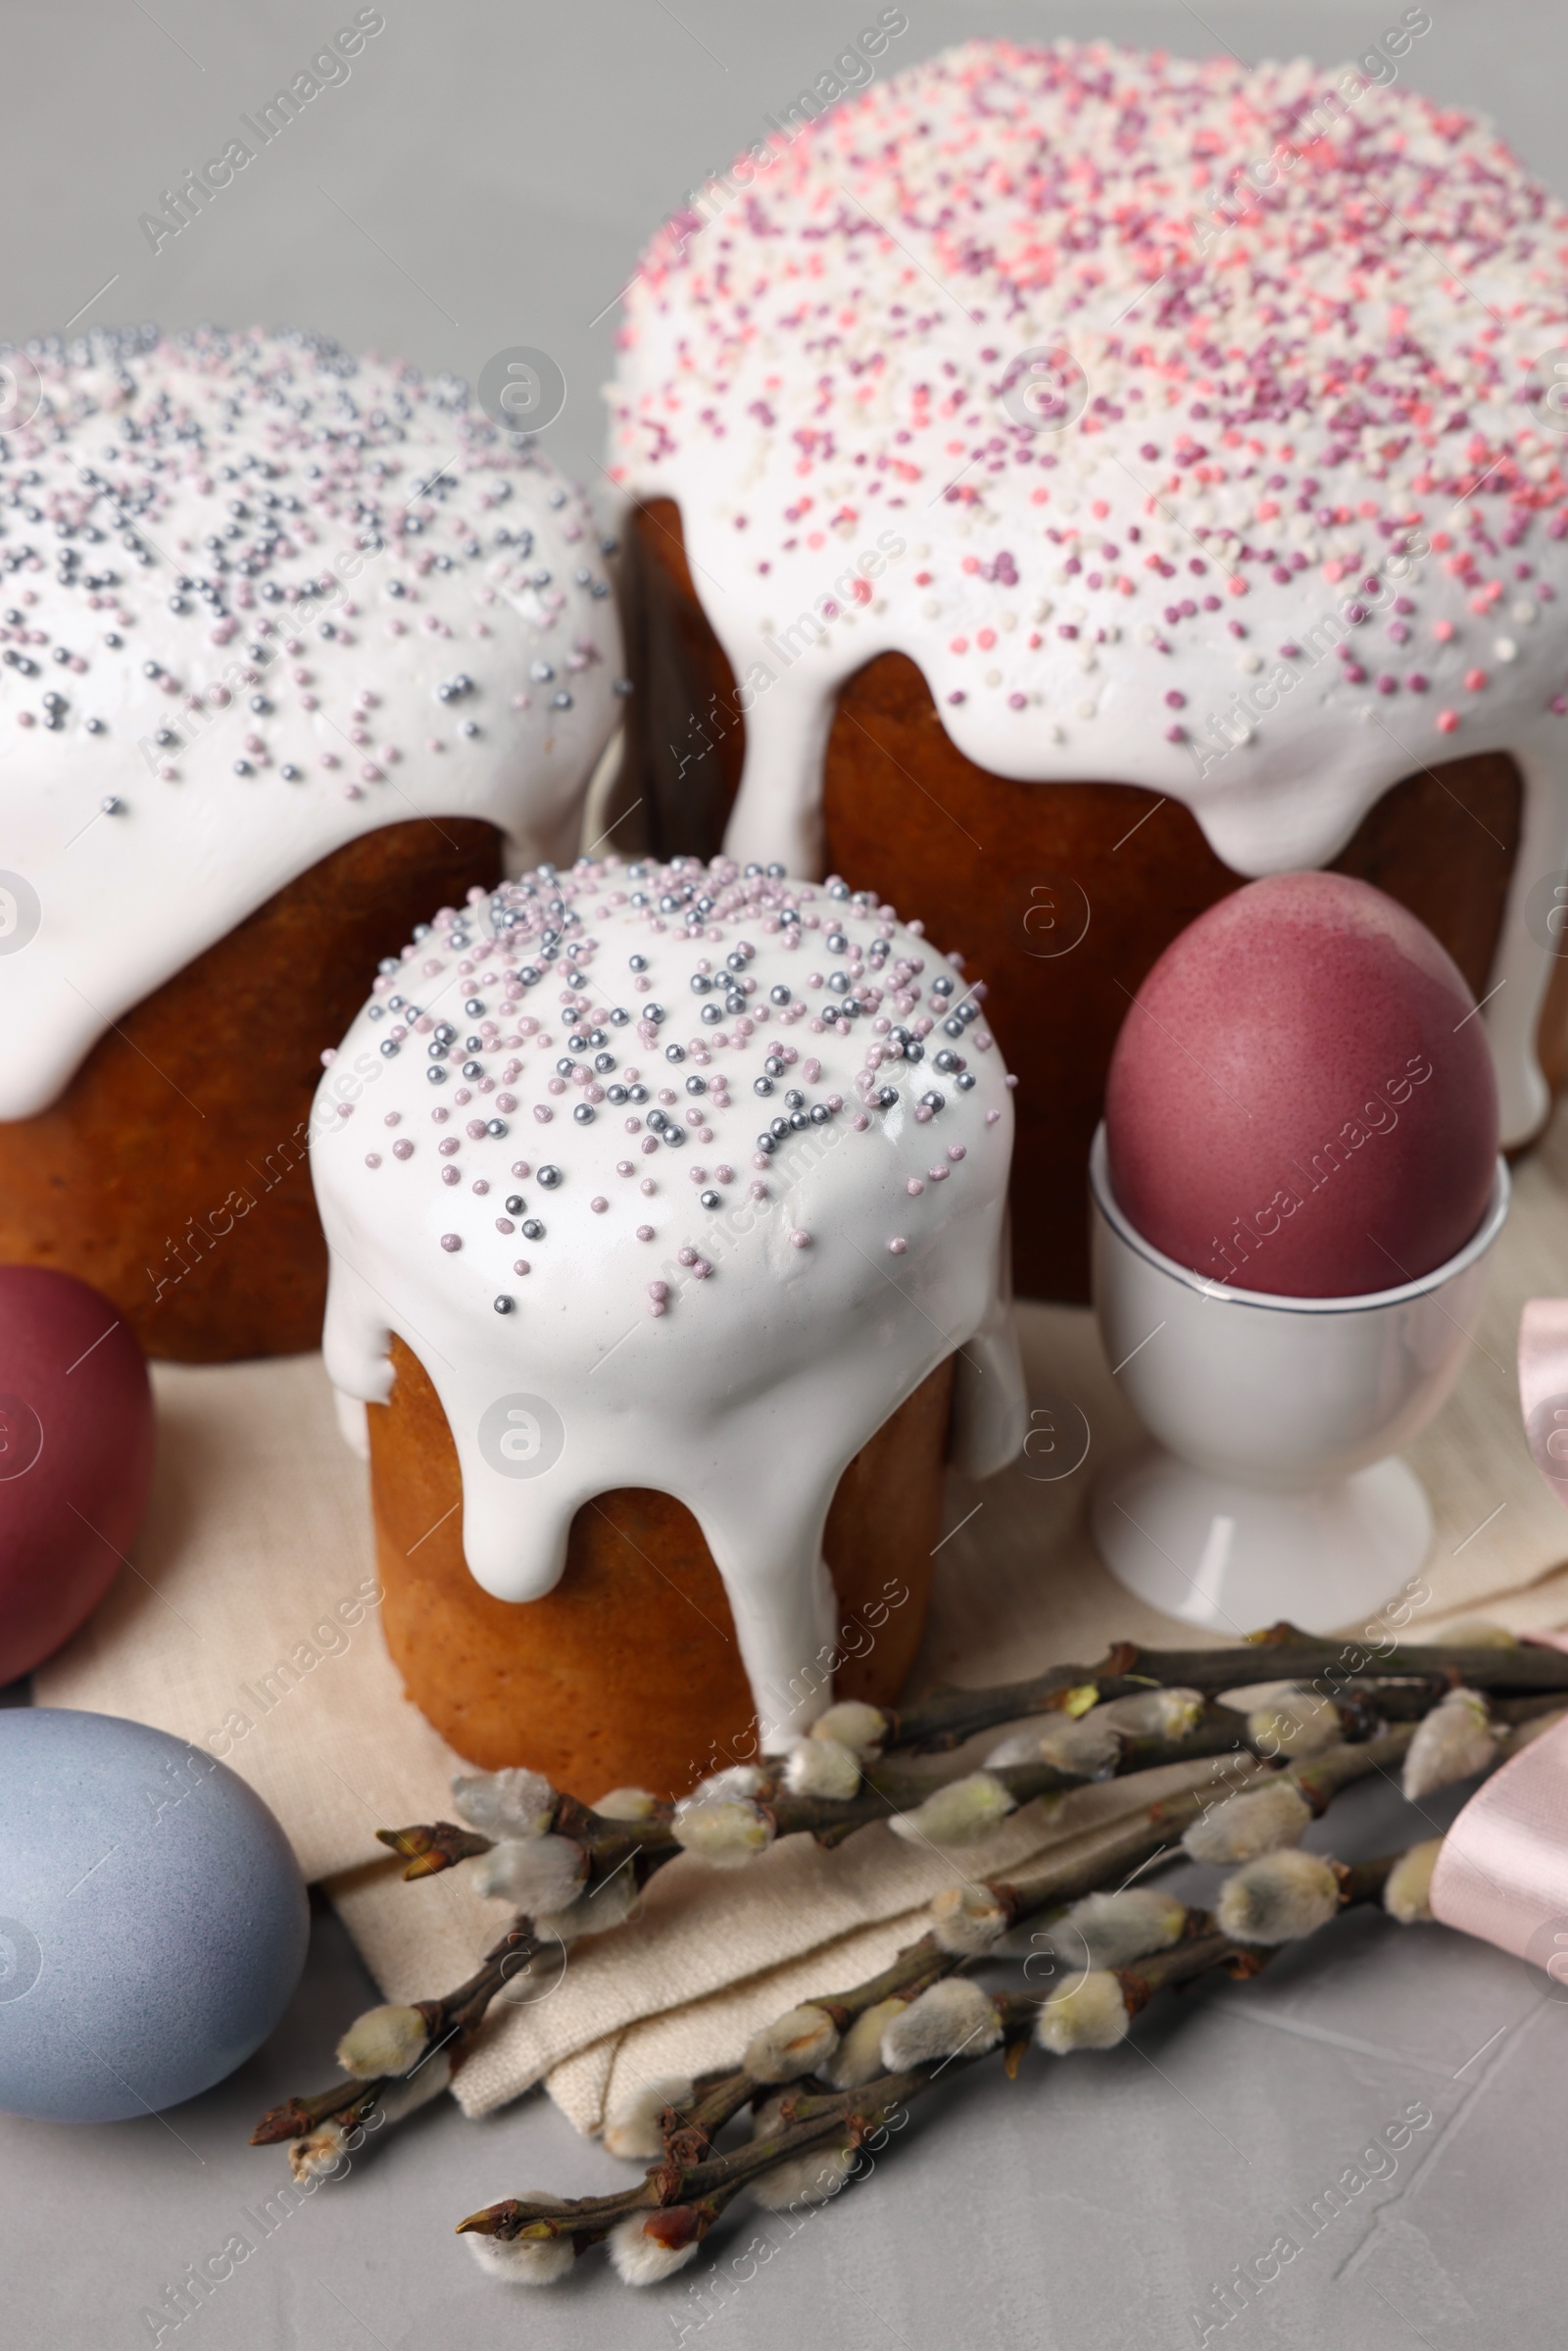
left=1091, top=1443, right=1433, bottom=1636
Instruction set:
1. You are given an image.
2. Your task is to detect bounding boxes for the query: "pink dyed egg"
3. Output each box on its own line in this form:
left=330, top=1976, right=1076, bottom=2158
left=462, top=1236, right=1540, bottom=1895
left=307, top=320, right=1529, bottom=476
left=0, top=1268, right=155, bottom=1681
left=1103, top=872, right=1499, bottom=1298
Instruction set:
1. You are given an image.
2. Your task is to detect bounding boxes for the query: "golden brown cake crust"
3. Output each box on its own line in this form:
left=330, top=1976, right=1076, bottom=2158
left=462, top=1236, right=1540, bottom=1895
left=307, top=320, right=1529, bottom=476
left=368, top=1333, right=953, bottom=1795
left=0, top=817, right=501, bottom=1361
left=624, top=497, right=1529, bottom=1300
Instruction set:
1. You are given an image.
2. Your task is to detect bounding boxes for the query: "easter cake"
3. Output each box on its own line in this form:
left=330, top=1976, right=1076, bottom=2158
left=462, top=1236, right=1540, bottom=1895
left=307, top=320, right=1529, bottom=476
left=0, top=327, right=621, bottom=1357
left=609, top=39, right=1568, bottom=1299
left=310, top=854, right=1024, bottom=1793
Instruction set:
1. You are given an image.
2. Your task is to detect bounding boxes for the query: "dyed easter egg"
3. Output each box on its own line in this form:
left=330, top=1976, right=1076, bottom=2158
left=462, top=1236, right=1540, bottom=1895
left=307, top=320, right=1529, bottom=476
left=0, top=1708, right=308, bottom=2122
left=0, top=1267, right=155, bottom=1682
left=1103, top=872, right=1499, bottom=1298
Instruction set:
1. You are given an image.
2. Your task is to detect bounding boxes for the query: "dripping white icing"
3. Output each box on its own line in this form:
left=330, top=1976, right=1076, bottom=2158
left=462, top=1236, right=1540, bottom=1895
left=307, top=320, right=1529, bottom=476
left=607, top=41, right=1568, bottom=1144
left=0, top=328, right=621, bottom=1120
left=312, top=854, right=1026, bottom=1742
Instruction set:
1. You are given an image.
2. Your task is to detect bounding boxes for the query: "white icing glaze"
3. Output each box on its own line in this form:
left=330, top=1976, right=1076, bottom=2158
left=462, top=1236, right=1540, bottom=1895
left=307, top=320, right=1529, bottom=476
left=608, top=40, right=1568, bottom=1143
left=0, top=328, right=622, bottom=1119
left=311, top=855, right=1026, bottom=1742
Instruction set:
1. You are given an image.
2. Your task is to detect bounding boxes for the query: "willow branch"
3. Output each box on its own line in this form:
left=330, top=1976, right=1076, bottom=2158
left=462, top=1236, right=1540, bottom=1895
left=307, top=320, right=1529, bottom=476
left=660, top=1938, right=960, bottom=2165
left=978, top=1722, right=1418, bottom=1931
left=249, top=1918, right=541, bottom=2146
left=255, top=1647, right=1553, bottom=2162
left=373, top=1649, right=1566, bottom=1888
left=610, top=1738, right=1429, bottom=2183
left=375, top=1820, right=494, bottom=1879
left=367, top=1696, right=1375, bottom=1885
left=460, top=1844, right=1417, bottom=2260
left=889, top=1625, right=1568, bottom=1752
left=251, top=1722, right=1400, bottom=2157
left=460, top=2069, right=941, bottom=2247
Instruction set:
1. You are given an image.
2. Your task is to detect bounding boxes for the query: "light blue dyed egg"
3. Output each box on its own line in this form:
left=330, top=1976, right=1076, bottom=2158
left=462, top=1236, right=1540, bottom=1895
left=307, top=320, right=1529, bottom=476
left=0, top=1708, right=309, bottom=2123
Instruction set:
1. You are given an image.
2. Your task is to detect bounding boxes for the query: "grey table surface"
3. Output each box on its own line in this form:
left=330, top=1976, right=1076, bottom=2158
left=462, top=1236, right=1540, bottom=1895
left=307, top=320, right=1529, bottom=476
left=4, top=2, right=1568, bottom=2345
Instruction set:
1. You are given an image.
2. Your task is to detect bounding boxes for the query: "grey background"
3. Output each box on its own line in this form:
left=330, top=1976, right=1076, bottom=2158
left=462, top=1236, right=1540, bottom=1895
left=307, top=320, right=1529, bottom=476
left=4, top=0, right=1566, bottom=501
left=4, top=4, right=1567, bottom=2346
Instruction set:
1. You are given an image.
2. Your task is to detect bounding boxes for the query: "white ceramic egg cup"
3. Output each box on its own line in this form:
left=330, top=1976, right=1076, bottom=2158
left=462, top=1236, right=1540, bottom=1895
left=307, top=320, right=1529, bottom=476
left=1087, top=1126, right=1509, bottom=1634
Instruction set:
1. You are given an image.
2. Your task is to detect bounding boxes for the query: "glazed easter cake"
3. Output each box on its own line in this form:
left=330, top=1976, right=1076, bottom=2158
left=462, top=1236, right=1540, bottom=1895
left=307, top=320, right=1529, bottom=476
left=610, top=39, right=1568, bottom=1299
left=310, top=854, right=1025, bottom=1793
left=0, top=327, right=620, bottom=1357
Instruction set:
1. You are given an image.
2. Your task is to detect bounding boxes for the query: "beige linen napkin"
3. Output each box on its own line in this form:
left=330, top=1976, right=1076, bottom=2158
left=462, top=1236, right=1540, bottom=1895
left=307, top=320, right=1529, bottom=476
left=36, top=1107, right=1568, bottom=2131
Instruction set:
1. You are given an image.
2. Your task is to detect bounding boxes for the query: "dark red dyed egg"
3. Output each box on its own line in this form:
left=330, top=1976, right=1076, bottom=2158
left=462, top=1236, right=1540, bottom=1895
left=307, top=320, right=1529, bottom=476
left=1103, top=871, right=1499, bottom=1298
left=0, top=1268, right=155, bottom=1680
